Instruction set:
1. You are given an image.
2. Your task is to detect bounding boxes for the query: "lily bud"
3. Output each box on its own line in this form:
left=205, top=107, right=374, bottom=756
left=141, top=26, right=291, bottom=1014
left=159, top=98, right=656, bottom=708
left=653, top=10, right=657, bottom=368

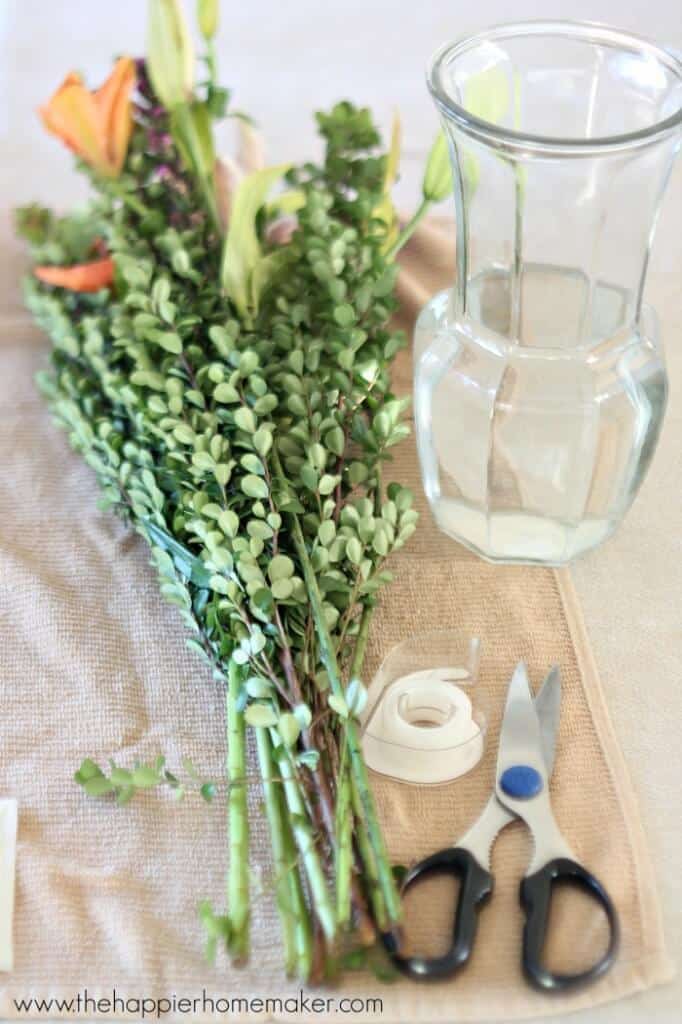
left=422, top=131, right=452, bottom=203
left=197, top=0, right=219, bottom=41
left=147, top=0, right=195, bottom=109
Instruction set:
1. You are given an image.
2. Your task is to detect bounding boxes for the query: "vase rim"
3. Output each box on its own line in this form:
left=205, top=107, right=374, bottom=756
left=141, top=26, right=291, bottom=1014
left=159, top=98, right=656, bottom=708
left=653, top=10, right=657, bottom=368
left=428, top=19, right=682, bottom=156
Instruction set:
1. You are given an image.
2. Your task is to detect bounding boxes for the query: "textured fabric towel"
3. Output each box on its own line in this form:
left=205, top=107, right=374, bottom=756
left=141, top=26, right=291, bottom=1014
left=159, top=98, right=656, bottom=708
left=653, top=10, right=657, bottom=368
left=0, top=222, right=673, bottom=1021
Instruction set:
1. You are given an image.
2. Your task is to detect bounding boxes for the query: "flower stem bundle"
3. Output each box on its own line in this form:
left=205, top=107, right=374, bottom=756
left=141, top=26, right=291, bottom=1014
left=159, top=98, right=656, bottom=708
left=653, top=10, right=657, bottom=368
left=17, top=0, right=451, bottom=982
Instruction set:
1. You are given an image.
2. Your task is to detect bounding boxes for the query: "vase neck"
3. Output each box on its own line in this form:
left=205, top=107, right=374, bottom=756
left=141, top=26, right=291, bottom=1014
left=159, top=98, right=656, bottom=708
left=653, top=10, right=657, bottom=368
left=429, top=22, right=682, bottom=349
left=445, top=127, right=679, bottom=348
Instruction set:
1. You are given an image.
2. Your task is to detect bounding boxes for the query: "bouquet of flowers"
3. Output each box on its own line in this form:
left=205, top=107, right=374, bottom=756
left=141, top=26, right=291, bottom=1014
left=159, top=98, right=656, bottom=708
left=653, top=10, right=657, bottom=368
left=16, top=0, right=450, bottom=982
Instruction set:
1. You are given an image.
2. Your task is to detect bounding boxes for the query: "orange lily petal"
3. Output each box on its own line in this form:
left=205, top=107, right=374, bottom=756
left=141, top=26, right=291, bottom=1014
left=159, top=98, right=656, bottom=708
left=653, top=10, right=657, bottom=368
left=39, top=75, right=108, bottom=173
left=34, top=257, right=115, bottom=293
left=94, top=57, right=135, bottom=175
left=39, top=59, right=135, bottom=177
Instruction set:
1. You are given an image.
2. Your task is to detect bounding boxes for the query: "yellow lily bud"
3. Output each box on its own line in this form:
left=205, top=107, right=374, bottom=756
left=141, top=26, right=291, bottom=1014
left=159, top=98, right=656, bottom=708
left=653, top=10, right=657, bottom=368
left=198, top=0, right=219, bottom=41
left=147, top=0, right=195, bottom=109
left=374, top=111, right=401, bottom=251
left=422, top=131, right=452, bottom=203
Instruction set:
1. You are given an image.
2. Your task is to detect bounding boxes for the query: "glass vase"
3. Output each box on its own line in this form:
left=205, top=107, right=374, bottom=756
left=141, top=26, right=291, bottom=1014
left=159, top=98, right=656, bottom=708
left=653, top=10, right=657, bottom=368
left=415, top=21, right=682, bottom=565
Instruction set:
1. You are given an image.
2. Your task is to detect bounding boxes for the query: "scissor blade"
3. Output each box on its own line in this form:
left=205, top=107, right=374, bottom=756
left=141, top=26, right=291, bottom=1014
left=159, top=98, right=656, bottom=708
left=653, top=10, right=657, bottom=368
left=496, top=662, right=547, bottom=780
left=534, top=666, right=561, bottom=776
left=457, top=667, right=561, bottom=868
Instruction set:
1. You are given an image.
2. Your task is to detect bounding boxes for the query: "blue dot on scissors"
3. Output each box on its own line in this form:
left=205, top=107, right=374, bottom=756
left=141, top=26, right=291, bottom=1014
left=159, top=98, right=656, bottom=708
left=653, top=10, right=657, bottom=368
left=500, top=765, right=543, bottom=799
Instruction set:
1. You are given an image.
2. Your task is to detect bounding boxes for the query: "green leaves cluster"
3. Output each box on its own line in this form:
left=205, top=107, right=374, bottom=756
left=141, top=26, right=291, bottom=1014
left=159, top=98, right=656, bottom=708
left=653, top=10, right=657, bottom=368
left=21, top=97, right=418, bottom=981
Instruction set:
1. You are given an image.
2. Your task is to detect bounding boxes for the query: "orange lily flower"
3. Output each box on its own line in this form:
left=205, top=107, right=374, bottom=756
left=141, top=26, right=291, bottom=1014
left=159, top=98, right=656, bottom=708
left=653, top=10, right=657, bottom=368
left=39, top=57, right=136, bottom=178
left=34, top=257, right=115, bottom=293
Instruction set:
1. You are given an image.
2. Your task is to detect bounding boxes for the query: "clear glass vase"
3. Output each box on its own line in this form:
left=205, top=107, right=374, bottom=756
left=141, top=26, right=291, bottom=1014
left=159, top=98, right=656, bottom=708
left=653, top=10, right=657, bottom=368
left=415, top=21, right=682, bottom=565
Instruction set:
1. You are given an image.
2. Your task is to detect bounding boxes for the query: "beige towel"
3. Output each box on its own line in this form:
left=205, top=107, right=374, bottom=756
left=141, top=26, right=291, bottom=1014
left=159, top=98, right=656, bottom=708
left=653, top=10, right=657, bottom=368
left=0, top=223, right=673, bottom=1021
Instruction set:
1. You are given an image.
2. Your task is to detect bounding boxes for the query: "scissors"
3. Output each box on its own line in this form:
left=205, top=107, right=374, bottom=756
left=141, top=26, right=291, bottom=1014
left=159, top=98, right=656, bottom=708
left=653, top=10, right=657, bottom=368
left=388, top=663, right=620, bottom=991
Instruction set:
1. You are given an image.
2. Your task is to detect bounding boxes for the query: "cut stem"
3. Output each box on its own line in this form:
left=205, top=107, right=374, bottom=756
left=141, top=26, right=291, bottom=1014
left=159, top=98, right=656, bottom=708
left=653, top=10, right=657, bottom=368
left=350, top=772, right=388, bottom=933
left=275, top=456, right=402, bottom=932
left=334, top=740, right=353, bottom=929
left=226, top=658, right=249, bottom=962
left=350, top=601, right=374, bottom=679
left=277, top=775, right=314, bottom=979
left=269, top=729, right=336, bottom=943
left=254, top=727, right=298, bottom=975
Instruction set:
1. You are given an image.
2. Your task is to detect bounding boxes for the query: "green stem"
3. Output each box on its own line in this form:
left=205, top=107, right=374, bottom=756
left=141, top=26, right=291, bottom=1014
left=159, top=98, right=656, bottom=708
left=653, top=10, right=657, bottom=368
left=226, top=659, right=249, bottom=962
left=334, top=740, right=353, bottom=928
left=350, top=602, right=374, bottom=679
left=350, top=772, right=388, bottom=932
left=255, top=727, right=297, bottom=975
left=274, top=452, right=401, bottom=931
left=350, top=466, right=381, bottom=678
left=269, top=729, right=336, bottom=943
left=206, top=41, right=218, bottom=90
left=171, top=103, right=221, bottom=232
left=386, top=196, right=431, bottom=260
left=276, top=776, right=314, bottom=980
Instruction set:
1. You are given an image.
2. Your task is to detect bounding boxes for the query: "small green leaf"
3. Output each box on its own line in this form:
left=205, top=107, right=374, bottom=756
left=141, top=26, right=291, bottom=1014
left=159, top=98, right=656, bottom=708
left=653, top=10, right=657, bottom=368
left=271, top=577, right=294, bottom=600
left=373, top=525, right=390, bottom=556
left=218, top=509, right=239, bottom=536
left=347, top=461, right=368, bottom=485
left=156, top=331, right=183, bottom=354
left=318, top=474, right=339, bottom=496
left=246, top=676, right=272, bottom=698
left=250, top=628, right=266, bottom=654
left=245, top=704, right=278, bottom=728
left=318, top=520, right=336, bottom=546
left=241, top=474, right=269, bottom=499
left=333, top=304, right=355, bottom=327
left=214, top=462, right=233, bottom=487
left=293, top=703, right=313, bottom=730
left=131, top=766, right=162, bottom=789
left=209, top=574, right=231, bottom=595
left=214, top=382, right=239, bottom=403
left=297, top=749, right=320, bottom=771
left=200, top=782, right=216, bottom=803
left=300, top=464, right=318, bottom=491
left=328, top=694, right=349, bottom=719
left=75, top=758, right=103, bottom=783
left=346, top=537, right=363, bottom=565
left=346, top=678, right=368, bottom=717
left=268, top=554, right=295, bottom=581
left=234, top=406, right=256, bottom=432
left=192, top=451, right=216, bottom=472
left=278, top=712, right=301, bottom=748
left=324, top=426, right=345, bottom=456
left=240, top=453, right=264, bottom=475
left=109, top=767, right=133, bottom=787
left=82, top=776, right=115, bottom=798
left=253, top=426, right=273, bottom=457
left=173, top=424, right=196, bottom=446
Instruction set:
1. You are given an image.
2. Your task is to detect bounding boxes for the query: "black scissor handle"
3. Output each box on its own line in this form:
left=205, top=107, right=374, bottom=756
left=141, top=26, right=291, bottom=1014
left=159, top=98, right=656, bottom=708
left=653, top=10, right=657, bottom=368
left=520, top=857, right=620, bottom=992
left=386, top=847, right=494, bottom=981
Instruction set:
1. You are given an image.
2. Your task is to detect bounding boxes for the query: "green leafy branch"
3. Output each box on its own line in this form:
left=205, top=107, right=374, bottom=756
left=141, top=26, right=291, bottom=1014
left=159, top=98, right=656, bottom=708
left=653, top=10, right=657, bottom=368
left=74, top=754, right=217, bottom=805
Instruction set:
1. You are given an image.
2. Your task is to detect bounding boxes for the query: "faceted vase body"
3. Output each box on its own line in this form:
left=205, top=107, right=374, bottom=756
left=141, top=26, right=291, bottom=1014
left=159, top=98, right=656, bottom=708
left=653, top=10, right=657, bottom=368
left=415, top=22, right=682, bottom=564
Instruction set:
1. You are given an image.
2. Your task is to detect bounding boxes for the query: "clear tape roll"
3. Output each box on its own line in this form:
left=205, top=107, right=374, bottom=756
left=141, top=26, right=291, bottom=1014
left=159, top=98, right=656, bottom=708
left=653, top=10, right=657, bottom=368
left=361, top=665, right=485, bottom=784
